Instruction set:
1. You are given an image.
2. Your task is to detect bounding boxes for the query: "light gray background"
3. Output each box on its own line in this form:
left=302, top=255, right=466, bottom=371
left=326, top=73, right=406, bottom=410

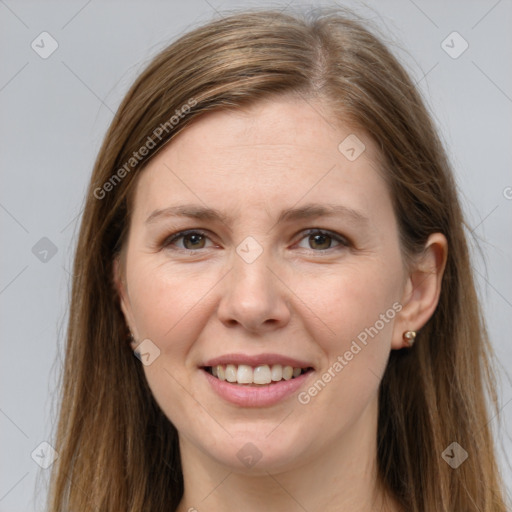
left=1, top=1, right=511, bottom=510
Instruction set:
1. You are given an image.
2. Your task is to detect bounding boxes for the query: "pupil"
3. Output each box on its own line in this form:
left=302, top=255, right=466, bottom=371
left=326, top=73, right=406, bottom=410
left=310, top=233, right=331, bottom=250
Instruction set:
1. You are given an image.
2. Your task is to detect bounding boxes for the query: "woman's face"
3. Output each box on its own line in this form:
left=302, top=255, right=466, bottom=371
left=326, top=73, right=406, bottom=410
left=117, top=95, right=410, bottom=473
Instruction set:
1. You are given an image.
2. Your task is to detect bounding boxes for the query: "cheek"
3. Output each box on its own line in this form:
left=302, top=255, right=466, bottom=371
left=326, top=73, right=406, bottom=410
left=126, top=262, right=219, bottom=431
left=289, top=261, right=401, bottom=404
left=292, top=260, right=401, bottom=341
left=127, top=259, right=220, bottom=348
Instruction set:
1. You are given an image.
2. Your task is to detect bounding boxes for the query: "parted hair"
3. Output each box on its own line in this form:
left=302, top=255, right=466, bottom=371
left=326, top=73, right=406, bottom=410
left=48, top=8, right=508, bottom=512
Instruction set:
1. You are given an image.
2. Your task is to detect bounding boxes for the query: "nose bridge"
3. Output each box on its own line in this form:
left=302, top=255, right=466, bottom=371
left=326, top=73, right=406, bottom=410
left=233, top=247, right=272, bottom=293
left=217, top=239, right=290, bottom=331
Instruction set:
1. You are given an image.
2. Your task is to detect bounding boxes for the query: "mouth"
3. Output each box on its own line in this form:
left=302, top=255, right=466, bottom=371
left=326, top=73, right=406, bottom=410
left=202, top=364, right=314, bottom=386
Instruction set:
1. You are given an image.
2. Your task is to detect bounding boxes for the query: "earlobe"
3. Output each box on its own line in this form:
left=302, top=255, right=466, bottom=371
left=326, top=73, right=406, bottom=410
left=392, top=233, right=448, bottom=349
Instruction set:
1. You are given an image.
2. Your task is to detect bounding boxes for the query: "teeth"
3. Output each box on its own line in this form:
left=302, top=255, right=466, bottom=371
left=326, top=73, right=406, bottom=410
left=271, top=364, right=282, bottom=381
left=209, top=364, right=307, bottom=385
left=225, top=364, right=237, bottom=383
left=237, top=364, right=253, bottom=384
left=253, top=365, right=271, bottom=384
left=282, top=366, right=293, bottom=380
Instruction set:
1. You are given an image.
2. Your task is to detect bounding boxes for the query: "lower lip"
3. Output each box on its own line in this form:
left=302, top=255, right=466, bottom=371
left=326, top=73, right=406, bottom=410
left=202, top=369, right=312, bottom=407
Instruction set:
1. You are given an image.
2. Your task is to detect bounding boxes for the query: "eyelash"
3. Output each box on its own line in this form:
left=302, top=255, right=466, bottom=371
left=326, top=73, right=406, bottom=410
left=161, top=228, right=350, bottom=253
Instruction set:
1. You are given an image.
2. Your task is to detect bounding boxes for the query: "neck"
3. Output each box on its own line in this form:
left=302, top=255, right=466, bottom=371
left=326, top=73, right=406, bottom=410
left=176, top=396, right=399, bottom=512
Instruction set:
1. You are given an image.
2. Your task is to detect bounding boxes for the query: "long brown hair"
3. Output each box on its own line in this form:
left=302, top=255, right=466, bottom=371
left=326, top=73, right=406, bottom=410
left=48, top=8, right=509, bottom=511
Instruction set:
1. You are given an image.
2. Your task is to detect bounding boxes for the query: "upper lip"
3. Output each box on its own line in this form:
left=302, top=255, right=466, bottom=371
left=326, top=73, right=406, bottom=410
left=202, top=353, right=315, bottom=369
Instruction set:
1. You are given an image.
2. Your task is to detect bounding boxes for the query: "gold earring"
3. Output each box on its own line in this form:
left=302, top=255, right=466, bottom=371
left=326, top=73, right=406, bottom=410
left=403, top=330, right=416, bottom=346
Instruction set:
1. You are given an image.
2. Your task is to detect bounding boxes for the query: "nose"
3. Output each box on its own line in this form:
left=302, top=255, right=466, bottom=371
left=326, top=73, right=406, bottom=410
left=217, top=252, right=291, bottom=334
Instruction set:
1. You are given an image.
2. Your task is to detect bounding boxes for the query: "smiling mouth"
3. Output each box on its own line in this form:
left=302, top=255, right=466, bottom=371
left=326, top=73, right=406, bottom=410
left=202, top=364, right=314, bottom=386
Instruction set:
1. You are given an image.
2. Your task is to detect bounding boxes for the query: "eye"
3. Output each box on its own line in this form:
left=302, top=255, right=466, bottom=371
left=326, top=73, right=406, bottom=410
left=295, top=229, right=349, bottom=251
left=160, top=228, right=349, bottom=253
left=162, top=230, right=215, bottom=250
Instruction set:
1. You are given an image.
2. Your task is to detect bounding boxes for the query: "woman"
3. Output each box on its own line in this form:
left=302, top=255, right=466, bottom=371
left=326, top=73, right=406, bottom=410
left=48, top=8, right=509, bottom=512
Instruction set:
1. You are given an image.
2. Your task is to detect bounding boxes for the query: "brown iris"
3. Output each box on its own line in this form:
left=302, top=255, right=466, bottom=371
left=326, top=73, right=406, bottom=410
left=308, top=232, right=333, bottom=250
left=182, top=233, right=206, bottom=249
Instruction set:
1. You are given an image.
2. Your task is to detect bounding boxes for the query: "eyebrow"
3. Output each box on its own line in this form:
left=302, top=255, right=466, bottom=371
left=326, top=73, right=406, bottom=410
left=145, top=203, right=369, bottom=227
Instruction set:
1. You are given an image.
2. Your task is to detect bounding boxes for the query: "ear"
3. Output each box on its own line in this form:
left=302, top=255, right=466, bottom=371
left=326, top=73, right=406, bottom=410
left=391, top=233, right=448, bottom=349
left=113, top=255, right=138, bottom=345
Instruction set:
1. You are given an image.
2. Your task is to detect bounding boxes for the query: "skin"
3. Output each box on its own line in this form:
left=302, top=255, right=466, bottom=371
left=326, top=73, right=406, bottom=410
left=115, top=95, right=447, bottom=512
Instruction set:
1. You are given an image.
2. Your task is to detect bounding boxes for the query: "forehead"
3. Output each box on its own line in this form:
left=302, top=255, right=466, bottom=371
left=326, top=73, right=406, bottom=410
left=131, top=96, right=391, bottom=226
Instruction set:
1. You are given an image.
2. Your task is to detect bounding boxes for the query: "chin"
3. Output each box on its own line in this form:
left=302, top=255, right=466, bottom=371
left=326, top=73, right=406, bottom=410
left=203, top=428, right=309, bottom=474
